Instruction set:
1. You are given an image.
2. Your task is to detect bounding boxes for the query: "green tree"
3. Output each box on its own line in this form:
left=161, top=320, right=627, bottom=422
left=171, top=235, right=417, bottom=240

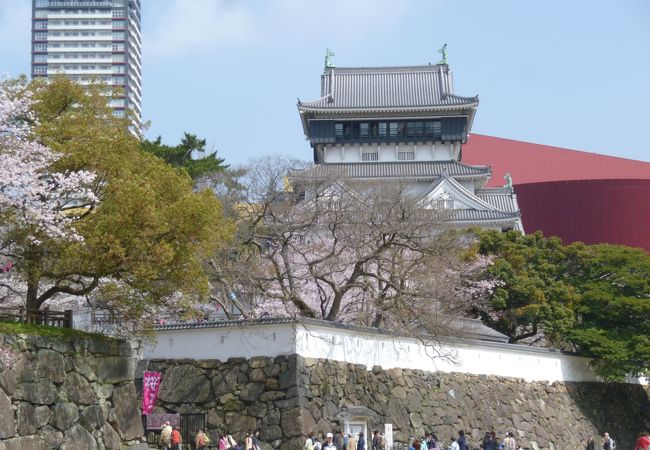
left=476, top=230, right=650, bottom=380
left=8, top=76, right=232, bottom=324
left=141, top=133, right=228, bottom=180
left=562, top=243, right=650, bottom=380
left=474, top=230, right=578, bottom=344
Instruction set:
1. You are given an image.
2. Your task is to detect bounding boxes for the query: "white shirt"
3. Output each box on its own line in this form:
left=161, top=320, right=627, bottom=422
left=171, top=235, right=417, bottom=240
left=451, top=442, right=460, bottom=450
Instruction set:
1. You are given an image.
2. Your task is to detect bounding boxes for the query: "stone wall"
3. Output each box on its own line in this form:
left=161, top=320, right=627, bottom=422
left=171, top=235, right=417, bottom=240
left=0, top=332, right=145, bottom=450
left=143, top=355, right=650, bottom=450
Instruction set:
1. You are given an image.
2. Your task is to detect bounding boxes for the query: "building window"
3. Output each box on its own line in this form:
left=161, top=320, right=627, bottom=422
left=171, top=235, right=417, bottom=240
left=35, top=10, right=49, bottom=18
left=398, top=151, right=415, bottom=161
left=34, top=21, right=48, bottom=30
left=35, top=0, right=49, bottom=7
left=34, top=54, right=48, bottom=62
left=112, top=9, right=126, bottom=18
left=34, top=66, right=47, bottom=75
left=359, top=123, right=369, bottom=138
left=361, top=152, right=379, bottom=162
left=112, top=20, right=126, bottom=28
left=389, top=122, right=398, bottom=138
left=112, top=109, right=125, bottom=118
left=112, top=32, right=125, bottom=39
left=34, top=32, right=48, bottom=41
left=378, top=122, right=387, bottom=137
left=406, top=122, right=424, bottom=137
left=112, top=43, right=125, bottom=51
left=112, top=65, right=125, bottom=73
left=335, top=123, right=343, bottom=138
left=34, top=43, right=48, bottom=51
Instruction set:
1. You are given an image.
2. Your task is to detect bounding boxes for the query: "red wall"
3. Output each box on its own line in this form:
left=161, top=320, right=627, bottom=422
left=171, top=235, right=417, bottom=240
left=516, top=179, right=650, bottom=250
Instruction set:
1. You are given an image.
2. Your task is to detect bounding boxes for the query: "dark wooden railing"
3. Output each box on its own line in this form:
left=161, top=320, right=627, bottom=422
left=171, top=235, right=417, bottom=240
left=0, top=306, right=73, bottom=329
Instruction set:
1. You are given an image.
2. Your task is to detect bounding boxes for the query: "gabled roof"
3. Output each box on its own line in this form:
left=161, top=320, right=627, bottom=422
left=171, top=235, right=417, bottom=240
left=298, top=65, right=479, bottom=113
left=418, top=176, right=521, bottom=225
left=475, top=187, right=520, bottom=213
left=289, top=161, right=491, bottom=181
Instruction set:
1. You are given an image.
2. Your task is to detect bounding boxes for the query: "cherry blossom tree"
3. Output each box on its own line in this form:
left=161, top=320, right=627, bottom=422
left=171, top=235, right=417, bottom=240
left=208, top=156, right=498, bottom=340
left=0, top=82, right=97, bottom=242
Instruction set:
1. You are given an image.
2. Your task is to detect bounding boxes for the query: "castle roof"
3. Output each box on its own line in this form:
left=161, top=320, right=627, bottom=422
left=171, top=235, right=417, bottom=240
left=290, top=160, right=491, bottom=181
left=298, top=65, right=479, bottom=113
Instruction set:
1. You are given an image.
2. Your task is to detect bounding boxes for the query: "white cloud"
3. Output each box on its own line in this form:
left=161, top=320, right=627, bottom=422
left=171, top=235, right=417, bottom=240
left=143, top=0, right=257, bottom=58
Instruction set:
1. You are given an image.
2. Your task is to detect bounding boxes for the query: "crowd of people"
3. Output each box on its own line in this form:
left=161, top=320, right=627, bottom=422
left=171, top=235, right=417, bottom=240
left=158, top=422, right=263, bottom=450
left=303, top=428, right=650, bottom=450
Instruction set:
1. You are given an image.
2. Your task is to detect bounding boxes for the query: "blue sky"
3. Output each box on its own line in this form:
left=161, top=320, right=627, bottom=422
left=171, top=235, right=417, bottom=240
left=1, top=0, right=649, bottom=165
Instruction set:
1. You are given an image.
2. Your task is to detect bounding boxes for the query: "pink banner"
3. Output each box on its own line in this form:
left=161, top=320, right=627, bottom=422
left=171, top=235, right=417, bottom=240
left=142, top=371, right=162, bottom=415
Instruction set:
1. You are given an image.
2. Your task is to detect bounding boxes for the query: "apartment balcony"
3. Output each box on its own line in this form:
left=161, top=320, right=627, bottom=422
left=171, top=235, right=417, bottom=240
left=47, top=24, right=112, bottom=30
left=46, top=13, right=112, bottom=20
left=47, top=68, right=113, bottom=75
left=46, top=46, right=113, bottom=52
left=47, top=57, right=112, bottom=64
left=49, top=35, right=112, bottom=41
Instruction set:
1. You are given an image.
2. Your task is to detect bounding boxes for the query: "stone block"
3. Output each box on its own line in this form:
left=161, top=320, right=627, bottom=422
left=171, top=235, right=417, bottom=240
left=16, top=402, right=38, bottom=435
left=110, top=383, right=143, bottom=441
left=34, top=405, right=51, bottom=428
left=16, top=381, right=58, bottom=404
left=240, top=382, right=265, bottom=403
left=36, top=349, right=66, bottom=383
left=94, top=357, right=133, bottom=384
left=60, top=423, right=97, bottom=450
left=224, top=412, right=257, bottom=435
left=40, top=425, right=64, bottom=448
left=158, top=364, right=212, bottom=403
left=80, top=405, right=105, bottom=431
left=3, top=435, right=47, bottom=450
left=51, top=402, right=80, bottom=431
left=100, top=423, right=121, bottom=450
left=0, top=389, right=15, bottom=438
left=63, top=372, right=97, bottom=405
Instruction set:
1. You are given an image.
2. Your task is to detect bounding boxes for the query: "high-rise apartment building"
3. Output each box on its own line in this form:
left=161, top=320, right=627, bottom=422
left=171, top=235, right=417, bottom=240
left=31, top=0, right=142, bottom=126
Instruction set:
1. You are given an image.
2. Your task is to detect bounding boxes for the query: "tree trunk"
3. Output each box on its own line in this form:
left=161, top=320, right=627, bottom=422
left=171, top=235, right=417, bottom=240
left=26, top=279, right=41, bottom=311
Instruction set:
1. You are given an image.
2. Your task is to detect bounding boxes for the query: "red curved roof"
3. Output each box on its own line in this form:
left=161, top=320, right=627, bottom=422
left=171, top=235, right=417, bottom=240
left=462, top=134, right=650, bottom=187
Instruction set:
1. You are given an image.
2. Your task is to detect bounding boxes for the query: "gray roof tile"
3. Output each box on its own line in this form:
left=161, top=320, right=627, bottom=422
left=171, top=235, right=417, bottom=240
left=291, top=161, right=491, bottom=180
left=476, top=188, right=519, bottom=212
left=298, top=65, right=478, bottom=111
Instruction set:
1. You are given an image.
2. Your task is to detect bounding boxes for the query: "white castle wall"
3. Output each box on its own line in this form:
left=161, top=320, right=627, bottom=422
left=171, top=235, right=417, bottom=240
left=142, top=321, right=614, bottom=383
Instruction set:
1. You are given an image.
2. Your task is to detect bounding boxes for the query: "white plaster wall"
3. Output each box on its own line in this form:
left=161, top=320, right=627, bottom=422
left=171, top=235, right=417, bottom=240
left=141, top=322, right=626, bottom=383
left=142, top=324, right=297, bottom=360
left=293, top=325, right=598, bottom=383
left=322, top=143, right=453, bottom=163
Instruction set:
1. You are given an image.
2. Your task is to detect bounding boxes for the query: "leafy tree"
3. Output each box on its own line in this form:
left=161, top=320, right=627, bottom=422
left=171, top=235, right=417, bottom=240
left=207, top=157, right=496, bottom=343
left=2, top=76, right=232, bottom=326
left=476, top=229, right=650, bottom=380
left=141, top=133, right=228, bottom=180
left=473, top=230, right=578, bottom=344
left=562, top=243, right=650, bottom=380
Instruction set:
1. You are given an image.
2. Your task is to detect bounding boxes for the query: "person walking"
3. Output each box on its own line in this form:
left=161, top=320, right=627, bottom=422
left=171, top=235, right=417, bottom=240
left=450, top=437, right=460, bottom=450
left=170, top=427, right=182, bottom=450
left=253, top=430, right=261, bottom=450
left=323, top=433, right=338, bottom=450
left=457, top=430, right=467, bottom=450
left=347, top=434, right=358, bottom=450
left=586, top=436, right=596, bottom=450
left=245, top=432, right=254, bottom=450
left=195, top=428, right=209, bottom=450
left=503, top=432, right=517, bottom=450
left=160, top=421, right=173, bottom=450
left=305, top=431, right=318, bottom=450
left=357, top=432, right=366, bottom=450
left=219, top=432, right=230, bottom=450
left=634, top=432, right=650, bottom=450
left=602, top=432, right=614, bottom=450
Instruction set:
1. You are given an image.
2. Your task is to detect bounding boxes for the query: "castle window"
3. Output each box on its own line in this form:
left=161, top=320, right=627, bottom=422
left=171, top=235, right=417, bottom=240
left=398, top=151, right=415, bottom=161
left=335, top=123, right=343, bottom=138
left=362, top=151, right=378, bottom=162
left=389, top=122, right=398, bottom=138
left=359, top=123, right=369, bottom=138
left=378, top=122, right=387, bottom=137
